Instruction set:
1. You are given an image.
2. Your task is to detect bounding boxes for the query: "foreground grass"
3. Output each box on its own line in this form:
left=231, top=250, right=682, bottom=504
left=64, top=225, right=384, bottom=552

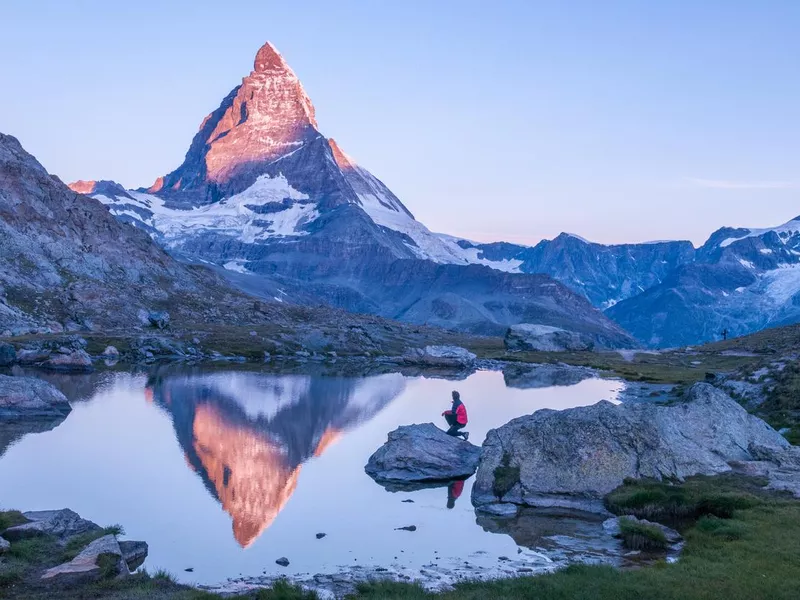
left=352, top=475, right=800, bottom=600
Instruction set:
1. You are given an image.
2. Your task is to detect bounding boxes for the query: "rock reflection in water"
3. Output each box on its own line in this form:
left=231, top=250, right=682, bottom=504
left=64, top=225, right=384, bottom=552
left=477, top=508, right=626, bottom=566
left=146, top=371, right=405, bottom=547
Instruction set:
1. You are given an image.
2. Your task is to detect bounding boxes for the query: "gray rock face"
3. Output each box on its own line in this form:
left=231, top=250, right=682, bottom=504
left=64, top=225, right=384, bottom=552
left=101, top=346, right=120, bottom=357
left=42, top=534, right=129, bottom=582
left=471, top=383, right=790, bottom=512
left=505, top=324, right=595, bottom=352
left=0, top=535, right=9, bottom=554
left=119, top=540, right=149, bottom=570
left=402, top=345, right=476, bottom=368
left=0, top=342, right=15, bottom=366
left=365, top=423, right=481, bottom=484
left=2, top=509, right=100, bottom=541
left=42, top=349, right=93, bottom=372
left=0, top=375, right=72, bottom=419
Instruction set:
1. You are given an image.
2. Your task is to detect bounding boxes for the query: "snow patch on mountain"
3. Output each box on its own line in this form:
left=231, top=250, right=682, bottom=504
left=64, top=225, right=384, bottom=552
left=719, top=217, right=800, bottom=248
left=94, top=174, right=316, bottom=245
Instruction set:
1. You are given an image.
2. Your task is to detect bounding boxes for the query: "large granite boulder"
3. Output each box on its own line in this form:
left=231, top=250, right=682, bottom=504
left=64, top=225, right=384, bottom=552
left=402, top=345, right=476, bottom=368
left=0, top=375, right=72, bottom=419
left=42, top=534, right=129, bottom=582
left=365, top=423, right=481, bottom=484
left=472, top=383, right=790, bottom=512
left=505, top=324, right=594, bottom=352
left=2, top=509, right=100, bottom=541
left=42, top=349, right=93, bottom=372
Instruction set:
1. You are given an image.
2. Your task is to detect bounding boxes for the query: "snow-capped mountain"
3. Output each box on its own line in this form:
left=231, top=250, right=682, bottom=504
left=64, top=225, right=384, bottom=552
left=608, top=216, right=800, bottom=347
left=70, top=41, right=634, bottom=346
left=449, top=234, right=696, bottom=308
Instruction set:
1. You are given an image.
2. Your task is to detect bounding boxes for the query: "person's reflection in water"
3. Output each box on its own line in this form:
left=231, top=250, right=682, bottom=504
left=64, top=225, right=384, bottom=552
left=447, top=479, right=465, bottom=509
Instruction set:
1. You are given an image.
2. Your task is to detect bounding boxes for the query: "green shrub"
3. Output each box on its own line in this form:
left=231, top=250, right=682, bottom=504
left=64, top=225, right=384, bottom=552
left=618, top=518, right=668, bottom=551
left=0, top=509, right=28, bottom=532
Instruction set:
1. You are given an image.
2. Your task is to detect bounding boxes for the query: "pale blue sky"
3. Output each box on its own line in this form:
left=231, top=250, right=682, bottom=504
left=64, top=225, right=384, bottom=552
left=2, top=0, right=798, bottom=245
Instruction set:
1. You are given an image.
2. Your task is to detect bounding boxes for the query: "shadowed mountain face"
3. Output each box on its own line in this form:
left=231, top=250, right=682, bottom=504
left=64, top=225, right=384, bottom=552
left=147, top=371, right=404, bottom=547
left=70, top=42, right=635, bottom=347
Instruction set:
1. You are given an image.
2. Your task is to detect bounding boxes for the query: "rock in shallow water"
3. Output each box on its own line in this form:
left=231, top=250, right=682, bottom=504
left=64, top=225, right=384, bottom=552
left=0, top=375, right=72, bottom=419
left=365, top=423, right=481, bottom=484
left=42, top=349, right=93, bottom=372
left=472, top=383, right=790, bottom=512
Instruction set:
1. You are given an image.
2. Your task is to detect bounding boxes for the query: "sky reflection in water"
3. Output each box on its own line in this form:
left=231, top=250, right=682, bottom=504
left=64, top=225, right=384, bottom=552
left=0, top=368, right=622, bottom=585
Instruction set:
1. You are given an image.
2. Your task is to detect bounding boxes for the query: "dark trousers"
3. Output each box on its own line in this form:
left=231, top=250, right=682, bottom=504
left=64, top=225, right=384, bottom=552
left=445, top=412, right=465, bottom=436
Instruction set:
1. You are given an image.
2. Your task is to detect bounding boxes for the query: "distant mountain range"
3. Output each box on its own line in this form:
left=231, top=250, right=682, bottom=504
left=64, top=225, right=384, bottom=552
left=64, top=41, right=800, bottom=349
left=68, top=42, right=633, bottom=348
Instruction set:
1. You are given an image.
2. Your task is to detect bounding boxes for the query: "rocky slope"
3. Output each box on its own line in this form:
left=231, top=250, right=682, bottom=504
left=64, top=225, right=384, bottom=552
left=0, top=132, right=279, bottom=335
left=70, top=42, right=634, bottom=346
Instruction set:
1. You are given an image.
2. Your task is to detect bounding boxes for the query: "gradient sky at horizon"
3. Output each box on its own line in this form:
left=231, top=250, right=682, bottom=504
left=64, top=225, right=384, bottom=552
left=2, top=0, right=798, bottom=246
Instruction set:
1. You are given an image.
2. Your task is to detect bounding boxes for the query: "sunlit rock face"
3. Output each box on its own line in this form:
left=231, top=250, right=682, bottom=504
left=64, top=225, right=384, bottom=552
left=148, top=42, right=320, bottom=205
left=148, top=371, right=404, bottom=546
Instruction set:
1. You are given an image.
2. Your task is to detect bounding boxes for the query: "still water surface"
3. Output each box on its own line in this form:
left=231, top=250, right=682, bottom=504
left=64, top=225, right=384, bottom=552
left=0, top=367, right=622, bottom=585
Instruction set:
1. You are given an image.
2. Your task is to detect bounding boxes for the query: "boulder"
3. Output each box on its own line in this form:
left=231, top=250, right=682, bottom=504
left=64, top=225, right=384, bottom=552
left=101, top=346, right=120, bottom=358
left=42, top=534, right=129, bottom=582
left=119, top=540, right=149, bottom=570
left=0, top=375, right=72, bottom=419
left=0, top=535, right=9, bottom=554
left=42, top=349, right=93, bottom=372
left=365, top=423, right=481, bottom=484
left=0, top=342, right=16, bottom=367
left=472, top=383, right=790, bottom=512
left=16, top=348, right=50, bottom=365
left=149, top=311, right=170, bottom=330
left=504, top=324, right=594, bottom=352
left=2, top=509, right=100, bottom=541
left=402, top=345, right=476, bottom=368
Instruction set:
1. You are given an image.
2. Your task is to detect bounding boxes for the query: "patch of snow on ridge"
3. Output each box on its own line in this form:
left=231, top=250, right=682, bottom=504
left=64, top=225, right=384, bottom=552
left=98, top=174, right=315, bottom=244
left=719, top=217, right=800, bottom=248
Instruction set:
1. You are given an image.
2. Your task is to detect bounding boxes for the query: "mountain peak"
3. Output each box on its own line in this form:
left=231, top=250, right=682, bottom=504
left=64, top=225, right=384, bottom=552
left=253, top=41, right=287, bottom=73
left=147, top=41, right=319, bottom=200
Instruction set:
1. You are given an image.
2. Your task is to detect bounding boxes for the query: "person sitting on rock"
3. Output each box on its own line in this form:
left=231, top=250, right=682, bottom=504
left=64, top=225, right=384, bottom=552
left=442, top=390, right=469, bottom=440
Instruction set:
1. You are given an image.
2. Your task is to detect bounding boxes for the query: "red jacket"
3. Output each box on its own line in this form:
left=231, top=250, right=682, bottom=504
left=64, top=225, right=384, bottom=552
left=444, top=401, right=468, bottom=425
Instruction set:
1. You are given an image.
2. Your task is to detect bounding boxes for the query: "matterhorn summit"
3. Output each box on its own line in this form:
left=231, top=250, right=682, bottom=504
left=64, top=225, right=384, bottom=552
left=70, top=41, right=634, bottom=347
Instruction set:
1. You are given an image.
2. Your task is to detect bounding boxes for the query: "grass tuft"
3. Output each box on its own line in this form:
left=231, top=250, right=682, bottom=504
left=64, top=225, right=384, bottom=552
left=618, top=518, right=668, bottom=551
left=0, top=510, right=28, bottom=532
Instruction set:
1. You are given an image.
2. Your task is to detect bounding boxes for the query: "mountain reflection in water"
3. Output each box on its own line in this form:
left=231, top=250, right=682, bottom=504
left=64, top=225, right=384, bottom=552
left=146, top=371, right=405, bottom=547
